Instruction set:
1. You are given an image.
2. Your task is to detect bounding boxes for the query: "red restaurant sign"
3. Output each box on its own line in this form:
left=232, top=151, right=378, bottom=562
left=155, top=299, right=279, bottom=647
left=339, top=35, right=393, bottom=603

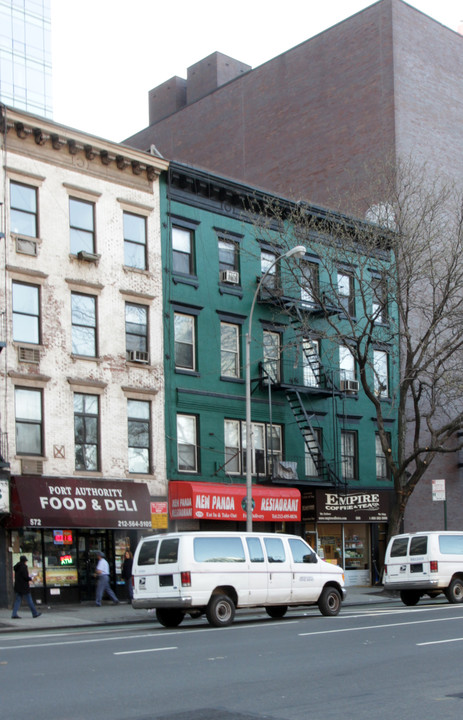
left=169, top=481, right=301, bottom=522
left=13, top=477, right=152, bottom=529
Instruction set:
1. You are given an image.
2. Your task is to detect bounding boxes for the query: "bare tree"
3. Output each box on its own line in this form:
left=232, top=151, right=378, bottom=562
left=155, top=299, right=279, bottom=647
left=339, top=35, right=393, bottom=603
left=247, top=159, right=463, bottom=540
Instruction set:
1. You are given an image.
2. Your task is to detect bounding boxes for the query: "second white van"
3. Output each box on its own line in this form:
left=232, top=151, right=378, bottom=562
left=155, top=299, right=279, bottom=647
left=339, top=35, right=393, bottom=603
left=132, top=531, right=346, bottom=627
left=383, top=531, right=463, bottom=605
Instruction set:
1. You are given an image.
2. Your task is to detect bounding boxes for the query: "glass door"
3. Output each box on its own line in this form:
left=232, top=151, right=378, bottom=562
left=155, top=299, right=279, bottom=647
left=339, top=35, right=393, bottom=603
left=77, top=530, right=111, bottom=601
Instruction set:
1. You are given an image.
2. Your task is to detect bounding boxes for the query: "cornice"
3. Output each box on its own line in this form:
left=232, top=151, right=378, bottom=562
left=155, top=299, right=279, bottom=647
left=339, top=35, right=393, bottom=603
left=0, top=106, right=169, bottom=184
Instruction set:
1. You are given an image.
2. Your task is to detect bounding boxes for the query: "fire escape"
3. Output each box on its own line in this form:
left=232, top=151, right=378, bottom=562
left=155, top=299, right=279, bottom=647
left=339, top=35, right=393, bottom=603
left=257, top=278, right=347, bottom=489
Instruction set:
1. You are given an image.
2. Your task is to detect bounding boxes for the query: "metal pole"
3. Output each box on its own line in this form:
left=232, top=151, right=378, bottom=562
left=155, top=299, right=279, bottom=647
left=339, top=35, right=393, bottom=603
left=245, top=245, right=306, bottom=532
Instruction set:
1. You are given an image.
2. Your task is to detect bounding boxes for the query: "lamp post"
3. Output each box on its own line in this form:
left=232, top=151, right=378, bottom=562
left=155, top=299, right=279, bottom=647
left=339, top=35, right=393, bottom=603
left=245, top=245, right=307, bottom=532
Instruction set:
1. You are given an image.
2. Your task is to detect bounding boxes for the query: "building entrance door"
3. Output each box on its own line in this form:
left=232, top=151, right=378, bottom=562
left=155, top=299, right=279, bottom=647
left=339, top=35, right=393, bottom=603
left=77, top=530, right=112, bottom=601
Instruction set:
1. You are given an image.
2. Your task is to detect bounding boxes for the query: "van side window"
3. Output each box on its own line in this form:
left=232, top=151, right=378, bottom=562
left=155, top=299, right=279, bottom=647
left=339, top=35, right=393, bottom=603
left=390, top=538, right=409, bottom=557
left=194, top=537, right=245, bottom=562
left=410, top=536, right=427, bottom=555
left=246, top=537, right=264, bottom=562
left=158, top=538, right=179, bottom=564
left=289, top=538, right=316, bottom=563
left=138, top=540, right=159, bottom=565
left=439, top=535, right=463, bottom=554
left=264, top=537, right=286, bottom=563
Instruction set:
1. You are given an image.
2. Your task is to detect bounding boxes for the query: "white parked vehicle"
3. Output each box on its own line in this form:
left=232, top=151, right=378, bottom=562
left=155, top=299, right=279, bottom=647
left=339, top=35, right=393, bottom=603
left=132, top=531, right=346, bottom=627
left=383, top=531, right=463, bottom=605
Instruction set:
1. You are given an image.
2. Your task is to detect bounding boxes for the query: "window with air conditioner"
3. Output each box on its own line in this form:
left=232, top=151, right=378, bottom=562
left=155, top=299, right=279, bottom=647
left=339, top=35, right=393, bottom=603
left=339, top=345, right=356, bottom=388
left=126, top=303, right=148, bottom=362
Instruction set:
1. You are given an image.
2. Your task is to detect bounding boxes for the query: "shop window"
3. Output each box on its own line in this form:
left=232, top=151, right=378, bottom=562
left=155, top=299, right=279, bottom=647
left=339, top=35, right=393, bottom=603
left=124, top=211, right=147, bottom=270
left=43, top=529, right=78, bottom=587
left=317, top=525, right=343, bottom=565
left=12, top=281, right=40, bottom=344
left=11, top=529, right=44, bottom=587
left=69, top=197, right=95, bottom=255
left=344, top=527, right=369, bottom=571
left=15, top=387, right=43, bottom=455
left=10, top=180, right=38, bottom=237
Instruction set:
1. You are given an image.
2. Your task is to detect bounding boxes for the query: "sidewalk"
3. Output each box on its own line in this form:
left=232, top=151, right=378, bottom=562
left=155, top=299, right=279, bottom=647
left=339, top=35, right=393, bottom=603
left=0, top=587, right=400, bottom=633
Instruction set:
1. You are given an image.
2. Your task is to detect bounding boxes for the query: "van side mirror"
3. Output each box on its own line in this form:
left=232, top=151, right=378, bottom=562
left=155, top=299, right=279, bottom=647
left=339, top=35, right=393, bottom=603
left=303, top=553, right=317, bottom=564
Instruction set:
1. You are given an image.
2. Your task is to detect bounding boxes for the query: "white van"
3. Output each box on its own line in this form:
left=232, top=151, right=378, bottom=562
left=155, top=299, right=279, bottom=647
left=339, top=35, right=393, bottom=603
left=132, top=531, right=346, bottom=627
left=383, top=531, right=463, bottom=605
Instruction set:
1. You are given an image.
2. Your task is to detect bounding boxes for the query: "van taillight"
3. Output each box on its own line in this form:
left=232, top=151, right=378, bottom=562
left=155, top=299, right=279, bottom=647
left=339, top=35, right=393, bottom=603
left=384, top=564, right=387, bottom=575
left=181, top=571, right=191, bottom=587
left=430, top=561, right=438, bottom=572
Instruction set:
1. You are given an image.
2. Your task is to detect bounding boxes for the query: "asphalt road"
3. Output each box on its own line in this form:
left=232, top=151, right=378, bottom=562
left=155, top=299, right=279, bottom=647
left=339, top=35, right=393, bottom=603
left=1, top=601, right=463, bottom=720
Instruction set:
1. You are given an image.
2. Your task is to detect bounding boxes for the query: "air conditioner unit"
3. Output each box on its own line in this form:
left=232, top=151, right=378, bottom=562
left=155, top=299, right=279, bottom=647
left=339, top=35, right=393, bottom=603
left=15, top=236, right=38, bottom=256
left=18, top=346, right=40, bottom=363
left=127, top=350, right=150, bottom=364
left=340, top=379, right=359, bottom=393
left=272, top=460, right=299, bottom=481
left=77, top=250, right=100, bottom=263
left=21, top=459, right=43, bottom=475
left=219, top=270, right=240, bottom=284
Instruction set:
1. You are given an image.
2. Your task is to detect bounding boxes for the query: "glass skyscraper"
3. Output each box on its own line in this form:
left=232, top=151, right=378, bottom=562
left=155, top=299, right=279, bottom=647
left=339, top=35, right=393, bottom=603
left=0, top=0, right=52, bottom=117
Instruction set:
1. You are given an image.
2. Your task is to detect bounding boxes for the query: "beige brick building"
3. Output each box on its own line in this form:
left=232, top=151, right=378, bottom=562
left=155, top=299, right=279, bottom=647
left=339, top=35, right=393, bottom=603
left=0, top=106, right=168, bottom=606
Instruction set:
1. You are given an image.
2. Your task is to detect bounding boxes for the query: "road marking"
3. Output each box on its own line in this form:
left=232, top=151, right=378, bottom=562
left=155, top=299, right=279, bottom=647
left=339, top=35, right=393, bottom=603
left=114, top=646, right=177, bottom=655
left=299, top=615, right=463, bottom=636
left=417, top=637, right=463, bottom=646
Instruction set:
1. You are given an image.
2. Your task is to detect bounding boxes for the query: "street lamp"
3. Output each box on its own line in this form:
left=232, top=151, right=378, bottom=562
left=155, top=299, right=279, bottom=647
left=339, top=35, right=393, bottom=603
left=245, top=245, right=307, bottom=532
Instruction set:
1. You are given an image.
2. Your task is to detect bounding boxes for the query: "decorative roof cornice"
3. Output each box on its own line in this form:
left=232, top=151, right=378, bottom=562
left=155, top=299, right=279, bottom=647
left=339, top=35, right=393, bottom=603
left=0, top=106, right=169, bottom=183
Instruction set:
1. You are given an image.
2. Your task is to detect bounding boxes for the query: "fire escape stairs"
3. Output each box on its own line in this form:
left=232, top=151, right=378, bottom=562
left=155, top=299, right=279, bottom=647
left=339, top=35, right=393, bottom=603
left=285, top=388, right=345, bottom=488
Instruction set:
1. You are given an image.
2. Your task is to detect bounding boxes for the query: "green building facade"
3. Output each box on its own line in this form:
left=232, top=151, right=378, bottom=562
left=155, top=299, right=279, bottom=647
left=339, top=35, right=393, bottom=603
left=161, top=163, right=398, bottom=586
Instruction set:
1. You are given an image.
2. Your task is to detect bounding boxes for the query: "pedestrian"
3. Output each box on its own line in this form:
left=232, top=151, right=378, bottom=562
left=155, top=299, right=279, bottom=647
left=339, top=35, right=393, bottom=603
left=95, top=551, right=119, bottom=606
left=121, top=550, right=133, bottom=602
left=11, top=555, right=42, bottom=619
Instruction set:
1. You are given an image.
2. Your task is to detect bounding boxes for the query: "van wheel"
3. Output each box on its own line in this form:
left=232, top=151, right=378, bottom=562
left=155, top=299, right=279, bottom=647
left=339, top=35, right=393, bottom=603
left=318, top=587, right=341, bottom=616
left=400, top=590, right=420, bottom=606
left=206, top=594, right=235, bottom=627
left=155, top=608, right=184, bottom=627
left=266, top=606, right=288, bottom=619
left=445, top=578, right=463, bottom=603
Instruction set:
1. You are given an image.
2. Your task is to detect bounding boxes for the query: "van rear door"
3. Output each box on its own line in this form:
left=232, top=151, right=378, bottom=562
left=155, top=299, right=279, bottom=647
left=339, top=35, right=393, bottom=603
left=133, top=537, right=182, bottom=601
left=263, top=536, right=292, bottom=604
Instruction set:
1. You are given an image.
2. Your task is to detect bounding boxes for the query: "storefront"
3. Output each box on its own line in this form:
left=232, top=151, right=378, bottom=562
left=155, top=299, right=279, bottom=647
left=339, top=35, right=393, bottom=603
left=6, top=476, right=152, bottom=604
left=169, top=481, right=301, bottom=528
left=301, top=488, right=393, bottom=587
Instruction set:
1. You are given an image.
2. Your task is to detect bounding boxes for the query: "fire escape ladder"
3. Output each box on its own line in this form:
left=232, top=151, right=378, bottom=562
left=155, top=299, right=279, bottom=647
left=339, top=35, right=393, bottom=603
left=285, top=389, right=343, bottom=488
left=288, top=305, right=337, bottom=392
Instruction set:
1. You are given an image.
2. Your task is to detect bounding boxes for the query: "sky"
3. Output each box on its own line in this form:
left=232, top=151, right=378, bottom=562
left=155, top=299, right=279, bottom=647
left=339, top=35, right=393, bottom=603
left=50, top=0, right=463, bottom=143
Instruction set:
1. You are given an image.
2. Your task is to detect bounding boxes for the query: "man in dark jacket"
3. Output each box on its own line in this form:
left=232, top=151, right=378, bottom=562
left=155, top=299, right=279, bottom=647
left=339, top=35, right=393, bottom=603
left=11, top=555, right=41, bottom=618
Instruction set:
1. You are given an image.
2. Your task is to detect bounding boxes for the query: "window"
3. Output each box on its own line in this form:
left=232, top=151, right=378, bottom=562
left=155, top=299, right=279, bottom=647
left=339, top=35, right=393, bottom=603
left=375, top=433, right=390, bottom=480
left=339, top=345, right=355, bottom=382
left=341, top=430, right=357, bottom=481
left=12, top=282, right=40, bottom=344
left=74, top=393, right=99, bottom=471
left=221, top=322, right=240, bottom=378
left=15, top=387, right=43, bottom=455
left=71, top=293, right=97, bottom=357
left=174, top=313, right=195, bottom=370
left=177, top=414, right=198, bottom=472
left=69, top=197, right=95, bottom=254
left=371, top=274, right=387, bottom=324
left=194, top=537, right=245, bottom=563
left=124, top=212, right=146, bottom=270
left=302, top=338, right=320, bottom=387
left=218, top=238, right=239, bottom=272
left=172, top=226, right=194, bottom=275
left=301, top=261, right=319, bottom=305
left=10, top=181, right=37, bottom=237
left=224, top=419, right=282, bottom=476
left=246, top=537, right=264, bottom=562
left=289, top=538, right=316, bottom=563
left=305, top=427, right=322, bottom=477
left=338, top=270, right=355, bottom=315
left=264, top=537, right=286, bottom=563
left=127, top=399, right=151, bottom=474
left=374, top=350, right=389, bottom=397
left=263, top=330, right=280, bottom=383
left=125, top=303, right=148, bottom=354
left=261, top=249, right=277, bottom=289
